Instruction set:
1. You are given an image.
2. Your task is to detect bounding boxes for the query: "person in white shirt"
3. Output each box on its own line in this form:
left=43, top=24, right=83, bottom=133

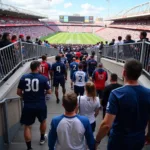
left=77, top=81, right=101, bottom=132
left=115, top=36, right=123, bottom=45
left=73, top=64, right=88, bottom=96
left=114, top=36, right=124, bottom=58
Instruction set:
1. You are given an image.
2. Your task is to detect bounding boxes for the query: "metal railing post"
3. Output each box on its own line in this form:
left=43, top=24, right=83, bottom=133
left=3, top=101, right=10, bottom=144
left=116, top=45, right=119, bottom=62
left=19, top=40, right=24, bottom=66
left=140, top=39, right=145, bottom=64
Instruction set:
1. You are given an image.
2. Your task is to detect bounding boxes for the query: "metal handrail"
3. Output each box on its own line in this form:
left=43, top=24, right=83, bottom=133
left=0, top=96, right=20, bottom=103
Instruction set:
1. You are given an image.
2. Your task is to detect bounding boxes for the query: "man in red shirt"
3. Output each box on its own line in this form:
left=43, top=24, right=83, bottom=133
left=76, top=51, right=81, bottom=59
left=92, top=63, right=108, bottom=100
left=40, top=55, right=51, bottom=101
left=40, top=55, right=51, bottom=81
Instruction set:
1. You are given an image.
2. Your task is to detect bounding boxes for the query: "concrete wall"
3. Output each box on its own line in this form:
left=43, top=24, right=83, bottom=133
left=0, top=56, right=55, bottom=150
left=101, top=58, right=150, bottom=88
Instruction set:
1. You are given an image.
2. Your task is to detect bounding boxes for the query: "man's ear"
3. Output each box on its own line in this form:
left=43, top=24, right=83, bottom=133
left=122, top=69, right=126, bottom=79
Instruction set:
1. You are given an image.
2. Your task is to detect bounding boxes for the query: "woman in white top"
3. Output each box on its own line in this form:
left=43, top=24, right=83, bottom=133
left=77, top=81, right=101, bottom=132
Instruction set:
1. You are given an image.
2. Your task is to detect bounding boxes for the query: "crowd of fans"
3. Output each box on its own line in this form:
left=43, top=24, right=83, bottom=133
left=0, top=26, right=54, bottom=39
left=0, top=16, right=42, bottom=25
left=96, top=27, right=150, bottom=42
left=16, top=49, right=150, bottom=150
left=110, top=19, right=150, bottom=30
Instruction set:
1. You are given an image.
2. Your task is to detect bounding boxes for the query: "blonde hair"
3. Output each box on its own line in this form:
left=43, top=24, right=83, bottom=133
left=85, top=81, right=96, bottom=100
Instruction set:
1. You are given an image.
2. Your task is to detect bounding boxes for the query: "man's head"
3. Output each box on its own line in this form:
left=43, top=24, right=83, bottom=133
left=2, top=32, right=11, bottom=41
left=55, top=55, right=61, bottom=62
left=26, top=36, right=31, bottom=41
left=73, top=57, right=76, bottom=62
left=126, top=34, right=131, bottom=41
left=63, top=92, right=77, bottom=112
left=98, top=63, right=103, bottom=68
left=110, top=73, right=118, bottom=83
left=42, top=55, right=47, bottom=61
left=30, top=61, right=41, bottom=72
left=78, top=63, right=83, bottom=70
left=112, top=39, right=115, bottom=42
left=140, top=31, right=147, bottom=40
left=123, top=59, right=142, bottom=81
left=118, top=36, right=122, bottom=41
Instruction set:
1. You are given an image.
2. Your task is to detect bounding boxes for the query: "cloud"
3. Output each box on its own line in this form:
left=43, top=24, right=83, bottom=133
left=80, top=3, right=105, bottom=16
left=64, top=2, right=72, bottom=8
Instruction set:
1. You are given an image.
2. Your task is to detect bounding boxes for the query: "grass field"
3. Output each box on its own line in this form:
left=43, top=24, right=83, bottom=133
left=45, top=32, right=105, bottom=44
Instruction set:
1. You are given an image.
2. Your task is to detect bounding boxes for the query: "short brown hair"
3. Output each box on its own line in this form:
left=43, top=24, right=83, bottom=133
left=85, top=82, right=96, bottom=100
left=63, top=92, right=77, bottom=112
left=42, top=55, right=47, bottom=61
left=124, top=59, right=142, bottom=80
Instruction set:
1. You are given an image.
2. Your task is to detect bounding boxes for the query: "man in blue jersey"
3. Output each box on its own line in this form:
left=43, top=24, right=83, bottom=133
left=70, top=57, right=78, bottom=89
left=52, top=55, right=67, bottom=104
left=95, top=59, right=150, bottom=150
left=48, top=92, right=95, bottom=150
left=66, top=51, right=73, bottom=65
left=17, top=61, right=51, bottom=150
left=88, top=56, right=97, bottom=77
left=73, top=64, right=88, bottom=96
left=61, top=54, right=67, bottom=65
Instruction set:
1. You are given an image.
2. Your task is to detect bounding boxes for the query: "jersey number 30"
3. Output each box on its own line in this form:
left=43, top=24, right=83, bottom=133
left=25, top=79, right=39, bottom=92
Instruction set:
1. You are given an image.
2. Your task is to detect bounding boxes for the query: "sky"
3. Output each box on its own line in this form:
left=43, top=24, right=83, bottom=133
left=3, top=0, right=149, bottom=20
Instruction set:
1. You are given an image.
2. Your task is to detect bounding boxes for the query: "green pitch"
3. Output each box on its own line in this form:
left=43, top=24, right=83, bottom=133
left=44, top=32, right=105, bottom=44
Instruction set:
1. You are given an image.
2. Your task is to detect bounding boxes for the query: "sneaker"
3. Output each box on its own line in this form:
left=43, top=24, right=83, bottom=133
left=56, top=99, right=60, bottom=104
left=40, top=134, right=47, bottom=145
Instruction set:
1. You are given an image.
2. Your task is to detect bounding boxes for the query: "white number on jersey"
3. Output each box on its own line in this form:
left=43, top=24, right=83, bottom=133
left=40, top=65, right=45, bottom=74
left=73, top=65, right=76, bottom=70
left=56, top=66, right=61, bottom=73
left=78, top=76, right=83, bottom=82
left=25, top=78, right=39, bottom=92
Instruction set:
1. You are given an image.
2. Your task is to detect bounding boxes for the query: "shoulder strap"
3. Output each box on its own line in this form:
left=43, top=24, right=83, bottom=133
left=78, top=96, right=81, bottom=113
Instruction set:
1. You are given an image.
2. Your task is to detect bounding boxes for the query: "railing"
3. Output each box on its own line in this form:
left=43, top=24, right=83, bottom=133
left=101, top=40, right=150, bottom=77
left=0, top=97, right=21, bottom=144
left=0, top=41, right=58, bottom=85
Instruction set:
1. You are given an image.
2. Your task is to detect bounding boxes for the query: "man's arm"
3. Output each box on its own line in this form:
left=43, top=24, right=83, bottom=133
left=17, top=88, right=23, bottom=97
left=95, top=113, right=116, bottom=142
left=48, top=119, right=57, bottom=150
left=95, top=92, right=118, bottom=148
left=17, top=77, right=24, bottom=97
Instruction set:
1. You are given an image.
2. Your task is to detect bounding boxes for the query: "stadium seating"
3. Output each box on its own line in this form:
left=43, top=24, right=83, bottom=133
left=0, top=26, right=54, bottom=39
left=0, top=16, right=42, bottom=25
left=110, top=19, right=150, bottom=31
left=96, top=27, right=150, bottom=41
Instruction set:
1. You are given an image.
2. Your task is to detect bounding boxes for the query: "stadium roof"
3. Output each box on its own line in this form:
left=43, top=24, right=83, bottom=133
left=0, top=3, right=47, bottom=19
left=108, top=1, right=150, bottom=21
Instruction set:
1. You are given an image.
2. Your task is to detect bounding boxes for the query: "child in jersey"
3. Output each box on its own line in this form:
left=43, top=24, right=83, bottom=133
left=70, top=57, right=78, bottom=89
left=73, top=64, right=88, bottom=96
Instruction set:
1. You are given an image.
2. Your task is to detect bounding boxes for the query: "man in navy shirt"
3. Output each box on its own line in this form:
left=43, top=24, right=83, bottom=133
left=66, top=51, right=73, bottom=65
left=88, top=56, right=97, bottom=77
left=17, top=61, right=51, bottom=150
left=52, top=55, right=67, bottom=104
left=95, top=59, right=150, bottom=150
left=48, top=92, right=95, bottom=150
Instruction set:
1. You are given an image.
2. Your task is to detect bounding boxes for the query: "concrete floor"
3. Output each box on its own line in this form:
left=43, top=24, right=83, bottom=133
left=6, top=59, right=150, bottom=150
